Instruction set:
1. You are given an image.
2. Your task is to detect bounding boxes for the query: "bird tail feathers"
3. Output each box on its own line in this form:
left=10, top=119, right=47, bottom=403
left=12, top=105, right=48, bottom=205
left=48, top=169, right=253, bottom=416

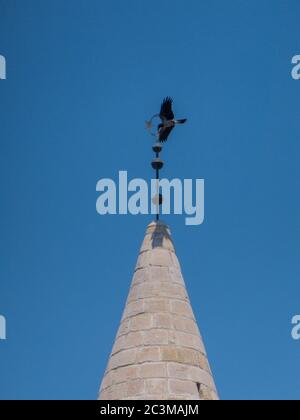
left=175, top=119, right=187, bottom=124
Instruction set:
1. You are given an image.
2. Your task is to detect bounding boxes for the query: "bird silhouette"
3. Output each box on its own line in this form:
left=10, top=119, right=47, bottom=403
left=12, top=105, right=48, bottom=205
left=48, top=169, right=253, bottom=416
left=157, top=97, right=187, bottom=142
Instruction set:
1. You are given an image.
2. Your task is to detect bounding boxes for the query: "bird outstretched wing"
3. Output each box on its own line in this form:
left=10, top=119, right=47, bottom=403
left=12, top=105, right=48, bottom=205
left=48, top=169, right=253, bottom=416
left=158, top=125, right=174, bottom=142
left=159, top=97, right=174, bottom=121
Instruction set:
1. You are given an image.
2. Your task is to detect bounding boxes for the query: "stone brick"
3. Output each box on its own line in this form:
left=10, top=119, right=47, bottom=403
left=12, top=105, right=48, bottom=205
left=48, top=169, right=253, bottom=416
left=150, top=266, right=170, bottom=282
left=126, top=285, right=140, bottom=303
left=122, top=300, right=144, bottom=319
left=136, top=252, right=149, bottom=269
left=132, top=268, right=150, bottom=285
left=167, top=362, right=215, bottom=389
left=123, top=331, right=144, bottom=348
left=139, top=362, right=167, bottom=378
left=150, top=249, right=173, bottom=267
left=125, top=379, right=145, bottom=397
left=168, top=330, right=177, bottom=345
left=117, top=319, right=130, bottom=336
left=176, top=348, right=201, bottom=366
left=173, top=331, right=206, bottom=353
left=167, top=362, right=190, bottom=381
left=129, top=313, right=152, bottom=331
left=136, top=283, right=159, bottom=299
left=190, top=367, right=215, bottom=389
left=171, top=253, right=181, bottom=269
left=111, top=335, right=126, bottom=355
left=161, top=346, right=179, bottom=362
left=145, top=379, right=168, bottom=395
left=153, top=313, right=173, bottom=329
left=183, top=348, right=208, bottom=369
left=197, top=352, right=210, bottom=372
left=144, top=298, right=170, bottom=313
left=183, top=319, right=199, bottom=334
left=111, top=366, right=139, bottom=384
left=159, top=283, right=188, bottom=300
left=169, top=267, right=185, bottom=285
left=198, top=384, right=219, bottom=401
left=173, top=316, right=199, bottom=334
left=168, top=379, right=198, bottom=397
left=100, top=382, right=127, bottom=400
left=171, top=300, right=194, bottom=319
left=108, top=349, right=137, bottom=370
left=100, top=373, right=113, bottom=390
left=139, top=233, right=152, bottom=252
left=135, top=347, right=161, bottom=363
left=143, top=329, right=169, bottom=345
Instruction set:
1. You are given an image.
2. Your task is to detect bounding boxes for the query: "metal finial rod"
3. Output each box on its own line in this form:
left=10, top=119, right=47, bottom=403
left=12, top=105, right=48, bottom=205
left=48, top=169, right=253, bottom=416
left=156, top=167, right=159, bottom=221
left=151, top=143, right=164, bottom=221
left=147, top=98, right=187, bottom=222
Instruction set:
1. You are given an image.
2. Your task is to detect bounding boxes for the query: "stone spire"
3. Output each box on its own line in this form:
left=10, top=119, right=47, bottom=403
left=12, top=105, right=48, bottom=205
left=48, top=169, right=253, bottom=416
left=98, top=221, right=218, bottom=400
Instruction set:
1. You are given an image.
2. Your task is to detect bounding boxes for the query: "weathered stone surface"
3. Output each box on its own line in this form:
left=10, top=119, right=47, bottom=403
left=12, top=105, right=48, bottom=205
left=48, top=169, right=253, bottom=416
left=149, top=249, right=174, bottom=267
left=111, top=366, right=139, bottom=385
left=150, top=266, right=170, bottom=282
left=129, top=313, right=153, bottom=331
left=167, top=362, right=215, bottom=389
left=169, top=266, right=185, bottom=285
left=173, top=330, right=206, bottom=353
left=171, top=300, right=194, bottom=318
left=108, top=349, right=137, bottom=370
left=168, top=379, right=199, bottom=397
left=135, top=347, right=161, bottom=363
left=145, top=379, right=168, bottom=395
left=173, top=315, right=199, bottom=335
left=198, top=384, right=219, bottom=401
left=139, top=362, right=167, bottom=378
left=125, top=379, right=145, bottom=397
left=143, top=329, right=169, bottom=345
left=100, top=382, right=127, bottom=400
left=122, top=300, right=144, bottom=319
left=144, top=298, right=171, bottom=313
left=123, top=331, right=144, bottom=349
left=117, top=319, right=130, bottom=336
left=153, top=313, right=173, bottom=329
left=98, top=221, right=219, bottom=400
left=131, top=268, right=150, bottom=286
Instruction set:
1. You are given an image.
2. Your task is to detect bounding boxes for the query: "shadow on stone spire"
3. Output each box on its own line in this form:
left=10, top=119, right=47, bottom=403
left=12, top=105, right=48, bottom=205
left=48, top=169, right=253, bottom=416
left=151, top=220, right=173, bottom=249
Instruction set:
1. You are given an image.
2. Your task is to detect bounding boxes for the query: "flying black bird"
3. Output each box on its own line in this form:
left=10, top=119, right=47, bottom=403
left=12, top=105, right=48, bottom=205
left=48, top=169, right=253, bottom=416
left=157, top=97, right=187, bottom=142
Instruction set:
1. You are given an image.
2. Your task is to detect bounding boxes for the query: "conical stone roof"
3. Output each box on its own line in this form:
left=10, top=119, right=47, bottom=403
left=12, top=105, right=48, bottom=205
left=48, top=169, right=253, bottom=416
left=98, top=221, right=218, bottom=400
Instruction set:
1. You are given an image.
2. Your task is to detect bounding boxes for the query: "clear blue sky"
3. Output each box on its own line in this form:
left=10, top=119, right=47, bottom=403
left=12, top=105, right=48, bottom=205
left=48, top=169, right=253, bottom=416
left=0, top=0, right=299, bottom=400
